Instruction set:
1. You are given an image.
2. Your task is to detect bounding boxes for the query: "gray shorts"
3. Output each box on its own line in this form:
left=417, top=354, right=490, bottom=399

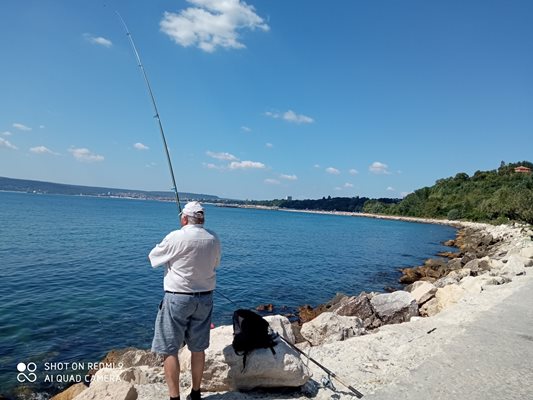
left=151, top=292, right=213, bottom=355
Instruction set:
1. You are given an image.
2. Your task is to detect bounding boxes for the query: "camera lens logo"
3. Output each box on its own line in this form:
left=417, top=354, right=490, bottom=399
left=17, top=362, right=37, bottom=383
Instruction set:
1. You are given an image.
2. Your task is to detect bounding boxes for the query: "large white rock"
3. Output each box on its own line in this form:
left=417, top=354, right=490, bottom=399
left=500, top=254, right=527, bottom=276
left=300, top=312, right=364, bottom=346
left=409, top=281, right=437, bottom=305
left=264, top=314, right=296, bottom=344
left=520, top=246, right=533, bottom=259
left=74, top=369, right=137, bottom=400
left=179, top=323, right=310, bottom=391
left=420, top=285, right=465, bottom=317
left=370, top=291, right=418, bottom=324
left=459, top=276, right=485, bottom=294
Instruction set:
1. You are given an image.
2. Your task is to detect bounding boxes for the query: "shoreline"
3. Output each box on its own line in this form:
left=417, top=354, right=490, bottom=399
left=11, top=214, right=533, bottom=400
left=214, top=203, right=465, bottom=228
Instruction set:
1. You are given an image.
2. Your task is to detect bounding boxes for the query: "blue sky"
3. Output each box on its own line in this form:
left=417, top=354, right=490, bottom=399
left=1, top=0, right=532, bottom=200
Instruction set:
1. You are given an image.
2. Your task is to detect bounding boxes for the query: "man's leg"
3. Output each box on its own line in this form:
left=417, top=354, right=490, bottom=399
left=190, top=351, right=205, bottom=391
left=164, top=354, right=180, bottom=399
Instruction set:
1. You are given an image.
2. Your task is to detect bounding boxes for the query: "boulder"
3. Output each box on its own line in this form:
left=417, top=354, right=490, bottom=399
left=520, top=246, right=533, bottom=259
left=370, top=291, right=418, bottom=324
left=300, top=312, right=364, bottom=346
left=459, top=276, right=484, bottom=294
left=330, top=292, right=380, bottom=329
left=51, top=383, right=87, bottom=400
left=420, top=285, right=465, bottom=317
left=408, top=281, right=437, bottom=305
left=264, top=315, right=295, bottom=344
left=434, top=275, right=459, bottom=288
left=481, top=276, right=512, bottom=289
left=74, top=369, right=137, bottom=400
left=179, top=323, right=310, bottom=391
left=447, top=258, right=463, bottom=271
left=463, top=258, right=490, bottom=276
left=447, top=268, right=471, bottom=281
left=500, top=255, right=527, bottom=277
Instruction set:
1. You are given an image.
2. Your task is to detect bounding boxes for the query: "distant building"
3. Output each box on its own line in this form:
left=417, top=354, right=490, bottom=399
left=287, top=196, right=293, bottom=201
left=514, top=166, right=531, bottom=173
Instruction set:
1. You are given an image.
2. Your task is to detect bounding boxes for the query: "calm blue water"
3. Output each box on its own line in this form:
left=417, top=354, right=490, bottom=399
left=0, top=191, right=456, bottom=397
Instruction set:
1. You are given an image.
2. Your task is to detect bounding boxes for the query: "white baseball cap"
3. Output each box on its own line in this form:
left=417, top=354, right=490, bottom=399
left=182, top=201, right=204, bottom=217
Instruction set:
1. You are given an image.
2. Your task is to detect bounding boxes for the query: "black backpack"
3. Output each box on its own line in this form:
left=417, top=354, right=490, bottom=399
left=232, top=309, right=278, bottom=371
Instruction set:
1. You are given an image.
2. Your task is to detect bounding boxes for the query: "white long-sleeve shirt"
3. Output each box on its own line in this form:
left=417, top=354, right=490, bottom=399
left=148, top=224, right=221, bottom=292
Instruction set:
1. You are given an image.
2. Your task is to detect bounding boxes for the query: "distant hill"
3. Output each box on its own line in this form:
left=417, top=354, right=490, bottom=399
left=363, top=161, right=533, bottom=224
left=0, top=176, right=220, bottom=201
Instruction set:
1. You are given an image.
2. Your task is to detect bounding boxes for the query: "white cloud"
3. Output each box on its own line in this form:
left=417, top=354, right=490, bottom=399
left=280, top=174, right=297, bottom=181
left=334, top=186, right=342, bottom=191
left=369, top=161, right=390, bottom=175
left=264, top=178, right=280, bottom=185
left=203, top=162, right=223, bottom=170
left=229, top=160, right=266, bottom=170
left=84, top=33, right=113, bottom=48
left=400, top=191, right=411, bottom=198
left=146, top=162, right=157, bottom=168
left=160, top=0, right=269, bottom=53
left=325, top=167, right=340, bottom=175
left=344, top=182, right=354, bottom=188
left=265, top=110, right=314, bottom=124
left=206, top=150, right=238, bottom=161
left=265, top=142, right=273, bottom=148
left=386, top=186, right=395, bottom=191
left=39, top=125, right=45, bottom=129
left=2, top=131, right=12, bottom=136
left=349, top=169, right=359, bottom=175
left=282, top=110, right=314, bottom=124
left=68, top=147, right=104, bottom=162
left=314, top=164, right=321, bottom=168
left=30, top=146, right=59, bottom=155
left=241, top=126, right=252, bottom=132
left=12, top=123, right=32, bottom=131
left=134, top=142, right=150, bottom=151
left=0, top=138, right=17, bottom=150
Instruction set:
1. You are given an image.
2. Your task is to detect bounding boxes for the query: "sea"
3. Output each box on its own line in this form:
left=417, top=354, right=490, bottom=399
left=0, top=191, right=456, bottom=398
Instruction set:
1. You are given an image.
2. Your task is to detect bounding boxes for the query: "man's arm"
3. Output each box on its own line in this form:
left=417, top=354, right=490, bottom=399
left=148, top=231, right=177, bottom=268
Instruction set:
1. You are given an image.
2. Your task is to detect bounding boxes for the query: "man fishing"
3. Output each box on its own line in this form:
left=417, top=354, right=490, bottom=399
left=149, top=201, right=221, bottom=400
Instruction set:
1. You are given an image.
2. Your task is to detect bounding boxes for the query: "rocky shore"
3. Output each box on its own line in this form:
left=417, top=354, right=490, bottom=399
left=49, top=217, right=533, bottom=400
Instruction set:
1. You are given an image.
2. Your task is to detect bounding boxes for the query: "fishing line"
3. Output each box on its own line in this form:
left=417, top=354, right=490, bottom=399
left=116, top=12, right=182, bottom=217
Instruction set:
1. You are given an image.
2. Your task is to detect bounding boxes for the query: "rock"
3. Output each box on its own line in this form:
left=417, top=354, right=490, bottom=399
left=434, top=275, right=459, bottom=288
left=330, top=292, right=380, bottom=328
left=300, top=312, right=364, bottom=346
left=461, top=252, right=477, bottom=265
left=179, top=324, right=310, bottom=391
left=481, top=276, right=512, bottom=289
left=298, top=293, right=347, bottom=322
left=256, top=304, right=274, bottom=312
left=420, top=285, right=465, bottom=317
left=264, top=315, right=296, bottom=344
left=408, top=281, right=437, bottom=305
left=370, top=291, right=418, bottom=324
left=520, top=246, right=533, bottom=259
left=51, top=383, right=87, bottom=400
left=224, top=341, right=311, bottom=391
left=74, top=369, right=137, bottom=400
left=447, top=268, right=471, bottom=281
left=447, top=258, right=463, bottom=271
left=500, top=255, right=527, bottom=276
left=459, top=276, right=484, bottom=294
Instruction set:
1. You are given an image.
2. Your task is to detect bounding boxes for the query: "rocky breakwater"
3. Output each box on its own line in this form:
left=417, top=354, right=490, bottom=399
left=398, top=222, right=533, bottom=317
left=54, top=221, right=533, bottom=400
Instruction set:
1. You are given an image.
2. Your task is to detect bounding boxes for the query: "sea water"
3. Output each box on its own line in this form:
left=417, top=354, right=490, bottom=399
left=0, top=191, right=456, bottom=397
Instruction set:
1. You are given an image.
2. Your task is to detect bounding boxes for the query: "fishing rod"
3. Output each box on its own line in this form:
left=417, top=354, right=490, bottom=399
left=216, top=289, right=364, bottom=398
left=116, top=12, right=182, bottom=217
